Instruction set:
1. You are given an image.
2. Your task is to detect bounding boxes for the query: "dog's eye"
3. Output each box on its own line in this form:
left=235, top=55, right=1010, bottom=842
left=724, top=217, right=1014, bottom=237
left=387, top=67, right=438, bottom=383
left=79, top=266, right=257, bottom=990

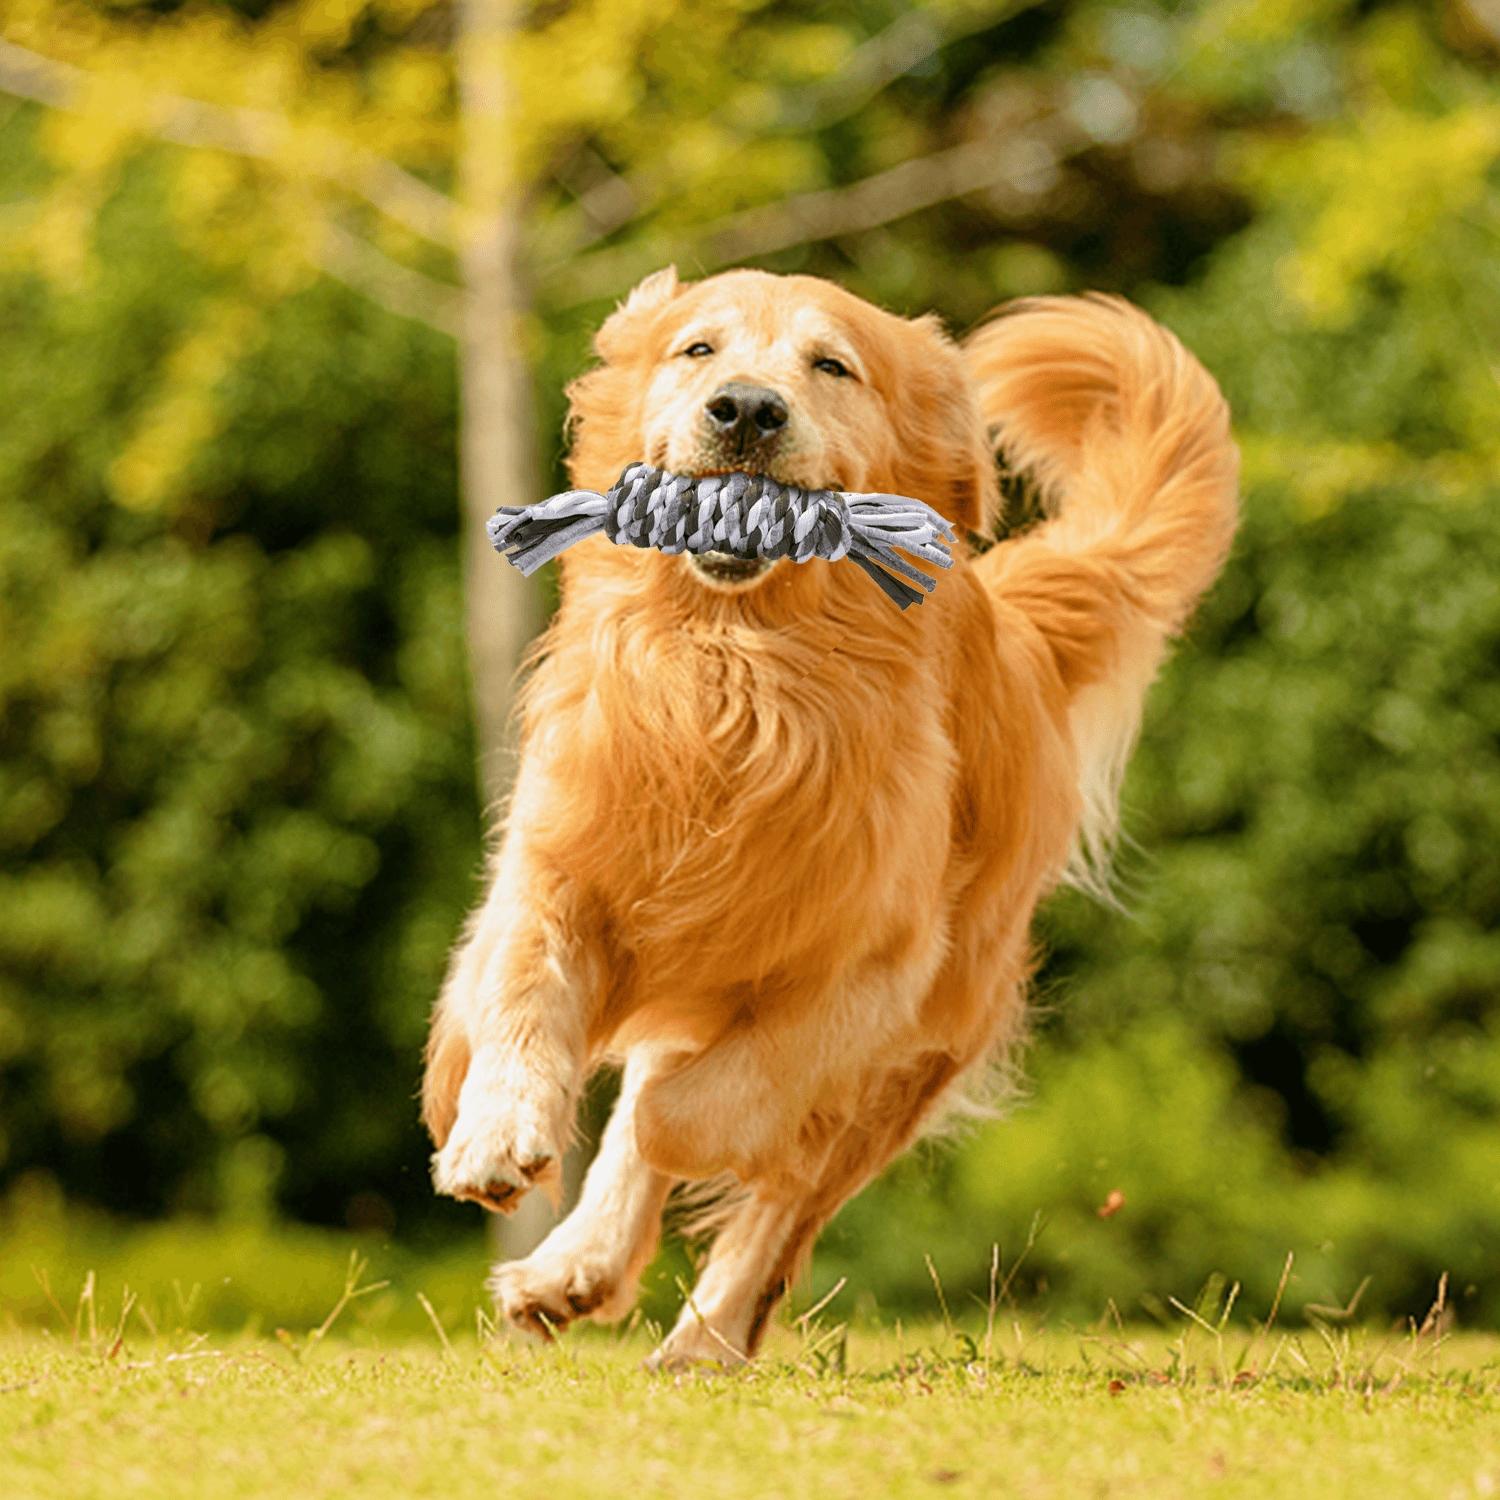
left=813, top=356, right=852, bottom=378
left=680, top=342, right=714, bottom=358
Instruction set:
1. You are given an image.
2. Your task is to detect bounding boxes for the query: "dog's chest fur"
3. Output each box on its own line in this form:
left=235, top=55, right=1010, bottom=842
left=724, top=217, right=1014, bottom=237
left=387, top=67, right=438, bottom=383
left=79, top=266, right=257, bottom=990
left=524, top=592, right=956, bottom=1008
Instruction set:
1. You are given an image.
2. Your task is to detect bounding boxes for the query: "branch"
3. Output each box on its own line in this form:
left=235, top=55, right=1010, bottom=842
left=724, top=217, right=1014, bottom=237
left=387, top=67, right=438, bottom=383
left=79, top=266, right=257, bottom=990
left=0, top=36, right=457, bottom=251
left=706, top=138, right=1014, bottom=261
left=550, top=142, right=640, bottom=243
left=791, top=0, right=1043, bottom=132
left=547, top=0, right=1041, bottom=257
left=550, top=134, right=1024, bottom=306
left=314, top=222, right=462, bottom=338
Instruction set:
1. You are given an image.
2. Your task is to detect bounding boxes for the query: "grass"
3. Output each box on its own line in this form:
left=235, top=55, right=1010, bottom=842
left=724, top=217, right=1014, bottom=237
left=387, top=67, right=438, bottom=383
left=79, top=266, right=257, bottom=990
left=3, top=1259, right=1498, bottom=1500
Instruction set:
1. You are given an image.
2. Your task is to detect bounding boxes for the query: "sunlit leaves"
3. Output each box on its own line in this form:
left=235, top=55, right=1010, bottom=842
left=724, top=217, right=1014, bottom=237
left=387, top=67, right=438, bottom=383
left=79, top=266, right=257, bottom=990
left=1236, top=105, right=1500, bottom=327
left=110, top=299, right=264, bottom=512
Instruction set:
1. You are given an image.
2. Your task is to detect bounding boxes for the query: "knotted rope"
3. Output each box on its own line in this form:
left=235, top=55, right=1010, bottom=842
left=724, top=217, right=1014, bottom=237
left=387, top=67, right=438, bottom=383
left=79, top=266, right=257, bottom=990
left=487, top=463, right=957, bottom=609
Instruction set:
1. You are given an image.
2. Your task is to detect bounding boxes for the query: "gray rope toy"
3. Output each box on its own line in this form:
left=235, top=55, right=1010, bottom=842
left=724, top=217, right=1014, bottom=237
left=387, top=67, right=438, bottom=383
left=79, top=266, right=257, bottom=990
left=487, top=463, right=957, bottom=609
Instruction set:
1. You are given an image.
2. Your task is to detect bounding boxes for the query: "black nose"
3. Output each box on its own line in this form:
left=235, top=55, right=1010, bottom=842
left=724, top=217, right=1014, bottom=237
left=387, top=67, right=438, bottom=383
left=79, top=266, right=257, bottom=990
left=703, top=382, right=789, bottom=451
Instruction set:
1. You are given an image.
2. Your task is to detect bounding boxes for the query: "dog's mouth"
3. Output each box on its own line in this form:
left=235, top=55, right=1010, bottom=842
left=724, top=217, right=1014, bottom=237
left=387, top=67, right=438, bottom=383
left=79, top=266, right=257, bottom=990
left=686, top=551, right=773, bottom=587
left=674, top=464, right=843, bottom=592
left=678, top=467, right=778, bottom=590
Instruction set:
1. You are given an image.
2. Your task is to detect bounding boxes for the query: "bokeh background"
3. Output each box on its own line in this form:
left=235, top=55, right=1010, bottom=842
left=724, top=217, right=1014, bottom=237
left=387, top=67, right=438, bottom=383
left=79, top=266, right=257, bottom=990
left=2, top=0, right=1498, bottom=1337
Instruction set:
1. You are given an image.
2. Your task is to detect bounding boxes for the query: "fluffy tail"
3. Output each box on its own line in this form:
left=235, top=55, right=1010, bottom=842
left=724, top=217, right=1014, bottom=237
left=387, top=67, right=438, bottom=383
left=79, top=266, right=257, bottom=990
left=966, top=294, right=1239, bottom=890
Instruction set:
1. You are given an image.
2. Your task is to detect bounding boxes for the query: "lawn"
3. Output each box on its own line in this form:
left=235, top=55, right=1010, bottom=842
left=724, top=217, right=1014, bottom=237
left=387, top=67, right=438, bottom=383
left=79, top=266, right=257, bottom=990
left=4, top=1269, right=1497, bottom=1500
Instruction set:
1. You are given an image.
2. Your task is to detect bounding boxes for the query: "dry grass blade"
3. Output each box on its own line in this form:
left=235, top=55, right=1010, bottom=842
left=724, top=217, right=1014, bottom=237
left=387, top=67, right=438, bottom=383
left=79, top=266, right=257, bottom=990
left=416, top=1293, right=455, bottom=1362
left=305, top=1253, right=390, bottom=1352
left=1238, top=1252, right=1294, bottom=1379
left=105, top=1288, right=138, bottom=1361
left=75, top=1270, right=96, bottom=1352
left=996, top=1213, right=1044, bottom=1309
left=984, top=1243, right=1000, bottom=1368
left=924, top=1255, right=954, bottom=1336
left=29, top=1268, right=69, bottom=1334
left=793, top=1277, right=848, bottom=1332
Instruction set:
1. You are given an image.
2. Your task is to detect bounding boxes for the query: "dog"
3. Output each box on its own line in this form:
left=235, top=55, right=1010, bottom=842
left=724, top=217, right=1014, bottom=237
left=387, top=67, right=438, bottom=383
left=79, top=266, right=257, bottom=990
left=422, top=268, right=1238, bottom=1367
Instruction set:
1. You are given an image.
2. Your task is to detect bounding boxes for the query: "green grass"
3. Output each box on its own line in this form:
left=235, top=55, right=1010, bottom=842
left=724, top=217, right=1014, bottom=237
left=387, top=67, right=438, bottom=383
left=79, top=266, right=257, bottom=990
left=0, top=1202, right=495, bottom=1339
left=3, top=1264, right=1498, bottom=1500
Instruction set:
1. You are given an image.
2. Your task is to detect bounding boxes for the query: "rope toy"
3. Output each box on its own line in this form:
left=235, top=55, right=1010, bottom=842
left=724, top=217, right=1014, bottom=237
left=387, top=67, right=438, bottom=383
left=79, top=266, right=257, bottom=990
left=487, top=463, right=957, bottom=609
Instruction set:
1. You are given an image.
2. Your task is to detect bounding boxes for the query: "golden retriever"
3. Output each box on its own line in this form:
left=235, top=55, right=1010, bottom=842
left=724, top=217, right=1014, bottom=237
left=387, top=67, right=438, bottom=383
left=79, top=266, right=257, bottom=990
left=422, top=268, right=1238, bottom=1367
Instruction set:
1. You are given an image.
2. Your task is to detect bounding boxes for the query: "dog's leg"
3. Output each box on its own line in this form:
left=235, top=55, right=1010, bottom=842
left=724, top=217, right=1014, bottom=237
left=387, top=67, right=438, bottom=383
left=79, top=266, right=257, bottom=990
left=427, top=827, right=600, bottom=1215
left=647, top=1192, right=803, bottom=1369
left=490, top=1052, right=674, bottom=1336
left=631, top=948, right=949, bottom=1191
left=646, top=1051, right=964, bottom=1369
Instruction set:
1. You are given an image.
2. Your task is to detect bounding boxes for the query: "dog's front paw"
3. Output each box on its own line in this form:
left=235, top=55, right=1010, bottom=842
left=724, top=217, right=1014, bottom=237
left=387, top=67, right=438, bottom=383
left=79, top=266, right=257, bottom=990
left=431, top=1117, right=559, bottom=1214
left=490, top=1243, right=630, bottom=1338
left=431, top=1049, right=568, bottom=1214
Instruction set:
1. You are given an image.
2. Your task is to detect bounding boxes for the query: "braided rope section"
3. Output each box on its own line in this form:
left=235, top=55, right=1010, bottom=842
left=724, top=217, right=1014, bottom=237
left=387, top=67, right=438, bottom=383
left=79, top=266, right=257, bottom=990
left=487, top=463, right=957, bottom=609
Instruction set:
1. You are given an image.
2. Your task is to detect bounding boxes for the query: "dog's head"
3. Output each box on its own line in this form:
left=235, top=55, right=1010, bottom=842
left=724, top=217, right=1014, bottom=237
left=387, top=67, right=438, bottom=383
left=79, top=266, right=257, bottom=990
left=566, top=268, right=996, bottom=597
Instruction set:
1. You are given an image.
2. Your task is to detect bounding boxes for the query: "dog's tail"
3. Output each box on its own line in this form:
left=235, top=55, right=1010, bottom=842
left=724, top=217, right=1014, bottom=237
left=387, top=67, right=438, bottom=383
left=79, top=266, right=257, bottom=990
left=965, top=295, right=1239, bottom=891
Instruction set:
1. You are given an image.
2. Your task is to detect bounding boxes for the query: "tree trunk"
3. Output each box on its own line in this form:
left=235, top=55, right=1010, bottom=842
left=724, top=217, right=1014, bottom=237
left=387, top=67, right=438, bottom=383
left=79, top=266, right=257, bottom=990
left=455, top=0, right=571, bottom=1260
left=457, top=0, right=545, bottom=791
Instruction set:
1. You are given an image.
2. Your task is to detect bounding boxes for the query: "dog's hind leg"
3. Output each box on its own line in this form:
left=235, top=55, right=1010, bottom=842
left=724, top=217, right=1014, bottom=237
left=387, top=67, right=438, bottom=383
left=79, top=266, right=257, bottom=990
left=630, top=938, right=951, bottom=1193
left=645, top=1050, right=965, bottom=1370
left=489, top=1051, right=674, bottom=1337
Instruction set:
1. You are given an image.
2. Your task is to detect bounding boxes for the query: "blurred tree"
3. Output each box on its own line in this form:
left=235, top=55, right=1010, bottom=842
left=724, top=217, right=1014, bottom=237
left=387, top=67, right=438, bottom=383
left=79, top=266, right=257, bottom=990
left=2, top=0, right=1498, bottom=1325
left=0, top=0, right=1089, bottom=1241
left=0, top=0, right=1157, bottom=1244
left=0, top=0, right=1263, bottom=791
left=818, top=0, right=1500, bottom=1325
left=0, top=138, right=477, bottom=1228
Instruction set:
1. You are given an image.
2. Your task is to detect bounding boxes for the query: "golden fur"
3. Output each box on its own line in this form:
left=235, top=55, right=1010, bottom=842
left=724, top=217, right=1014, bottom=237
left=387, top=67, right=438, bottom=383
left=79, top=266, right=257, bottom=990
left=422, top=268, right=1238, bottom=1366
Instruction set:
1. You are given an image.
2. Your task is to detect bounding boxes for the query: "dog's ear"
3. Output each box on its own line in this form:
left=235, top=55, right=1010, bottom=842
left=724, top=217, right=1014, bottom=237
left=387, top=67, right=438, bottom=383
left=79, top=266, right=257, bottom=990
left=595, top=266, right=682, bottom=362
left=566, top=267, right=682, bottom=487
left=890, top=314, right=999, bottom=534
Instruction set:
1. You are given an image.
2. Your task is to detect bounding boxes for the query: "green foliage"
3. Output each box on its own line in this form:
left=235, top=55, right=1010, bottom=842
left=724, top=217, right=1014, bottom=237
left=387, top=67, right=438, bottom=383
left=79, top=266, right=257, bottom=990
left=0, top=123, right=478, bottom=1228
left=820, top=0, right=1500, bottom=1325
left=2, top=0, right=1499, bottom=1323
left=0, top=1184, right=489, bottom=1336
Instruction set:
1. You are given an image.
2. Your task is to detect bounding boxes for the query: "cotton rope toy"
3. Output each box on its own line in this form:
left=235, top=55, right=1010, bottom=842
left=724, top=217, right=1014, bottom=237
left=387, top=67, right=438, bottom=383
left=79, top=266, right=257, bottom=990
left=487, top=463, right=958, bottom=609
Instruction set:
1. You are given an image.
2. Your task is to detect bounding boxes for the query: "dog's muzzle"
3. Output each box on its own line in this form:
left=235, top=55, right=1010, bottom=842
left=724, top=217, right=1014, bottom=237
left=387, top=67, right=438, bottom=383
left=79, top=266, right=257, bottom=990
left=687, top=550, right=772, bottom=586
